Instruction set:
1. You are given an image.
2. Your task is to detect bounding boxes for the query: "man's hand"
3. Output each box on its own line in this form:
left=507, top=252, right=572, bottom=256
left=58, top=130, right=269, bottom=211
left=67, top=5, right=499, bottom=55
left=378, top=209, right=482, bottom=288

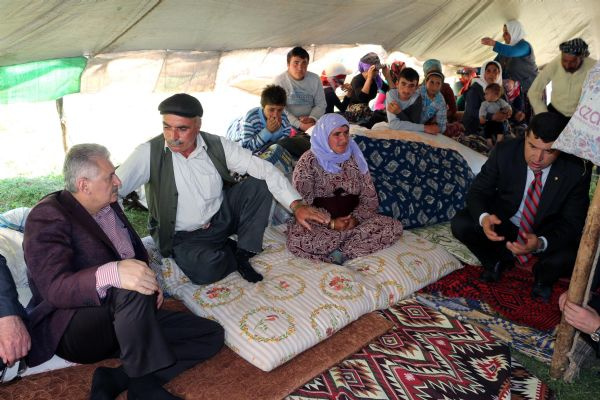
left=506, top=233, right=538, bottom=255
left=558, top=291, right=568, bottom=311
left=156, top=287, right=164, bottom=309
left=331, top=215, right=358, bottom=231
left=117, top=259, right=159, bottom=296
left=481, top=214, right=505, bottom=241
left=292, top=203, right=329, bottom=231
left=266, top=115, right=281, bottom=133
left=481, top=37, right=496, bottom=47
left=299, top=116, right=314, bottom=124
left=299, top=122, right=314, bottom=131
left=298, top=117, right=316, bottom=132
left=0, top=315, right=31, bottom=367
left=559, top=293, right=600, bottom=335
left=387, top=101, right=401, bottom=115
left=424, top=124, right=440, bottom=135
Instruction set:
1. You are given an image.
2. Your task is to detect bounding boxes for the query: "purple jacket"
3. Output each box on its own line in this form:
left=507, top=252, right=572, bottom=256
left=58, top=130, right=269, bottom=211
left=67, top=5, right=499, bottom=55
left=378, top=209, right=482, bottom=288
left=23, top=190, right=148, bottom=366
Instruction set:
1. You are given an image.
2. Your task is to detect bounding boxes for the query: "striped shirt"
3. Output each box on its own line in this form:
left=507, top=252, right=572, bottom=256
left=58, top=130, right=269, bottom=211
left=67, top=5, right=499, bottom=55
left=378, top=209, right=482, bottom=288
left=226, top=107, right=291, bottom=153
left=93, top=205, right=135, bottom=298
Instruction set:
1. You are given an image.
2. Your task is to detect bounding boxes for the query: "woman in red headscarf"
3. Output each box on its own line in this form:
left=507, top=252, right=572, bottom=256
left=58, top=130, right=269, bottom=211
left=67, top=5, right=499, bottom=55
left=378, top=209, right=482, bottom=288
left=320, top=62, right=352, bottom=114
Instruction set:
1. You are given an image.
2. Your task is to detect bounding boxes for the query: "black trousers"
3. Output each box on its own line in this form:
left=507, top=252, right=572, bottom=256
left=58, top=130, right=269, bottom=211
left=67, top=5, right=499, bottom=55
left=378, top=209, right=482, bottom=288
left=547, top=103, right=571, bottom=126
left=451, top=208, right=577, bottom=285
left=483, top=120, right=505, bottom=140
left=172, top=177, right=272, bottom=284
left=56, top=288, right=224, bottom=381
left=277, top=132, right=311, bottom=159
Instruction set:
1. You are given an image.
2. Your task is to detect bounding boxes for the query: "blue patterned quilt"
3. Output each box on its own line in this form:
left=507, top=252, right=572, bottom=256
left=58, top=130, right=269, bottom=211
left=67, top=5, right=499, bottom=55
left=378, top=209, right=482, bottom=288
left=355, top=136, right=474, bottom=229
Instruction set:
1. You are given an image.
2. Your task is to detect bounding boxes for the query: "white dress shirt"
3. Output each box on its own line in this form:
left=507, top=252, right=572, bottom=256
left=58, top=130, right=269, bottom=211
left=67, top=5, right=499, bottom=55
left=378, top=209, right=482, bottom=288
left=117, top=133, right=300, bottom=232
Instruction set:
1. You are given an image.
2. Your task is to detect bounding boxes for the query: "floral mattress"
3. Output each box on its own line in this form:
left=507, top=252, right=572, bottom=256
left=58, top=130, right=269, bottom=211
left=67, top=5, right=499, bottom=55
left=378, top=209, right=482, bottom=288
left=145, top=225, right=462, bottom=371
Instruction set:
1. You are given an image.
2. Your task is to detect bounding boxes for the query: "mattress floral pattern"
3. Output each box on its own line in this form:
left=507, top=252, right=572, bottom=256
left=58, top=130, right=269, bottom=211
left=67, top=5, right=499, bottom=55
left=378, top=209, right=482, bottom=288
left=354, top=136, right=474, bottom=229
left=146, top=226, right=463, bottom=371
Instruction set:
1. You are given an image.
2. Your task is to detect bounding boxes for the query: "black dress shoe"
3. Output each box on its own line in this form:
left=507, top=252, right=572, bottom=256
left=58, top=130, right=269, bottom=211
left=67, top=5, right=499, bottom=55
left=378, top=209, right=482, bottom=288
left=532, top=281, right=552, bottom=303
left=234, top=248, right=263, bottom=283
left=128, top=375, right=182, bottom=400
left=90, top=366, right=129, bottom=400
left=480, top=261, right=502, bottom=283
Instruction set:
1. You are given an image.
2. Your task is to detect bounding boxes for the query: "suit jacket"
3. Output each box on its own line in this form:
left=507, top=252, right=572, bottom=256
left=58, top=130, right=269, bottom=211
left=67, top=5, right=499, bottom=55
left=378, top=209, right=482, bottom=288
left=0, top=254, right=26, bottom=319
left=23, top=190, right=148, bottom=366
left=466, top=137, right=591, bottom=254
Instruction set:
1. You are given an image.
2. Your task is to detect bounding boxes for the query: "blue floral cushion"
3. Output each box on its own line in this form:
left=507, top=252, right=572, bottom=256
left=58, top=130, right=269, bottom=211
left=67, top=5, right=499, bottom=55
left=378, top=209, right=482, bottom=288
left=355, top=136, right=474, bottom=229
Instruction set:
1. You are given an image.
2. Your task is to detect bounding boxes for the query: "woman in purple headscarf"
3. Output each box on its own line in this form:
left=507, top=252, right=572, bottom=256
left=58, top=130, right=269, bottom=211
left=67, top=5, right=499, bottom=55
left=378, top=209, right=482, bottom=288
left=345, top=52, right=393, bottom=128
left=286, top=113, right=403, bottom=264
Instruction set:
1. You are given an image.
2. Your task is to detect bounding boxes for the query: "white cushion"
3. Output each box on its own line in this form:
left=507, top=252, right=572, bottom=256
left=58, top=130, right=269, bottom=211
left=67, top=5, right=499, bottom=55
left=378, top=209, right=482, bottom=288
left=0, top=227, right=29, bottom=289
left=145, top=225, right=462, bottom=371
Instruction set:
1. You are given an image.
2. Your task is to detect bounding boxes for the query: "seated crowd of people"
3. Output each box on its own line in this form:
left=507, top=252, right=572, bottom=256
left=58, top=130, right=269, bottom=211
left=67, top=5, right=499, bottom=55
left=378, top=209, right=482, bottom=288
left=1, top=25, right=599, bottom=399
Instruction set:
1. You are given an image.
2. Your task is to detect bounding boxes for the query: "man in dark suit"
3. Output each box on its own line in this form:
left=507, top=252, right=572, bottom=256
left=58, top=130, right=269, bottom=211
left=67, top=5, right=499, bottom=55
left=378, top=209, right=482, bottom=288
left=0, top=254, right=30, bottom=375
left=24, top=144, right=224, bottom=400
left=451, top=112, right=591, bottom=301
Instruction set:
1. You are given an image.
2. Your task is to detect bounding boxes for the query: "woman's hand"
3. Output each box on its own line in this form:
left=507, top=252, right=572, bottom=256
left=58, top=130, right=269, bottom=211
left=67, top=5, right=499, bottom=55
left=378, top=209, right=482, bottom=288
left=481, top=37, right=496, bottom=47
left=381, top=64, right=394, bottom=87
left=342, top=83, right=353, bottom=98
left=366, top=65, right=377, bottom=80
left=330, top=215, right=358, bottom=231
left=514, top=111, right=525, bottom=122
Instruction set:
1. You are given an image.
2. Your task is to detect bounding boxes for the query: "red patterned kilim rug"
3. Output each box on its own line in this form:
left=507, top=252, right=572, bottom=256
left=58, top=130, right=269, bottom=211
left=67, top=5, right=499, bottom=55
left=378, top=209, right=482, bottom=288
left=420, top=264, right=569, bottom=331
left=289, top=300, right=553, bottom=400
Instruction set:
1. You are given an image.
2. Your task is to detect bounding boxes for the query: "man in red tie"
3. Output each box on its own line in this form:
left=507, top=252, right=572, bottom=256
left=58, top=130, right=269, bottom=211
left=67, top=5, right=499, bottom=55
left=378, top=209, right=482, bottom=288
left=451, top=112, right=591, bottom=301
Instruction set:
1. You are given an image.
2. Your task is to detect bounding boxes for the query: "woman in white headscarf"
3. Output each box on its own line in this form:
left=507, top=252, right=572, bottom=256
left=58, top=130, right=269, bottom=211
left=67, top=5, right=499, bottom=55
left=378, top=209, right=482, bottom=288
left=481, top=20, right=538, bottom=92
left=462, top=60, right=512, bottom=136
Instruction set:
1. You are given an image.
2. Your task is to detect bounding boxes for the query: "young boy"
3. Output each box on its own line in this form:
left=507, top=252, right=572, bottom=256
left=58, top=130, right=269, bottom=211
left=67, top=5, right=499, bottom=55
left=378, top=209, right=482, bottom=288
left=226, top=85, right=294, bottom=174
left=479, top=83, right=512, bottom=145
left=272, top=46, right=324, bottom=158
left=385, top=68, right=439, bottom=134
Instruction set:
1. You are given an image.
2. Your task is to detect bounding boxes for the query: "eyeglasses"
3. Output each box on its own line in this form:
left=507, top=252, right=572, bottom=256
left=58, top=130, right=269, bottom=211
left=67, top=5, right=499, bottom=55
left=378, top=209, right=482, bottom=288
left=0, top=359, right=27, bottom=385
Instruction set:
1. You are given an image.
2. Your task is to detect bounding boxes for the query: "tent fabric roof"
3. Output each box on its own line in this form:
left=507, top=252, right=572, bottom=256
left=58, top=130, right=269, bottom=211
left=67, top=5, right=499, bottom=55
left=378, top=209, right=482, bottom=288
left=1, top=0, right=598, bottom=68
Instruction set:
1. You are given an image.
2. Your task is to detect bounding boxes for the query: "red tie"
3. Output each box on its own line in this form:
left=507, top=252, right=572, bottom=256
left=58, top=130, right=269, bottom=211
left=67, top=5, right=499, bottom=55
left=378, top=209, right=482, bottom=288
left=516, top=171, right=543, bottom=265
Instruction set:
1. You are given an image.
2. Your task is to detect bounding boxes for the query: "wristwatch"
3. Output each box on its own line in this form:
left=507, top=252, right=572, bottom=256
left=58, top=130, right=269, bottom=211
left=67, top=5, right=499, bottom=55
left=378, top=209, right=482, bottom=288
left=591, top=326, right=600, bottom=342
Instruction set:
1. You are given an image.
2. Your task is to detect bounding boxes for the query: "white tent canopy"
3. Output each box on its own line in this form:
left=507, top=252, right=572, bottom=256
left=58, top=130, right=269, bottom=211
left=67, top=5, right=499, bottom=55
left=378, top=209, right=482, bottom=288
left=1, top=0, right=599, bottom=178
left=1, top=0, right=599, bottom=69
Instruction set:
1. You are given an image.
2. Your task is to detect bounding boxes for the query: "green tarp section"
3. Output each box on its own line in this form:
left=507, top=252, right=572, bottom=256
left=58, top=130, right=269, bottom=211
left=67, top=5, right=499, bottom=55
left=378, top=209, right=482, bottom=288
left=0, top=57, right=87, bottom=104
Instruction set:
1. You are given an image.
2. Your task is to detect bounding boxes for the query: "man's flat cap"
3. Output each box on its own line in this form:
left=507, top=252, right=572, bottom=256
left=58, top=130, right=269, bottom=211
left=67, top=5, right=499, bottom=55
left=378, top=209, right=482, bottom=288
left=158, top=93, right=203, bottom=118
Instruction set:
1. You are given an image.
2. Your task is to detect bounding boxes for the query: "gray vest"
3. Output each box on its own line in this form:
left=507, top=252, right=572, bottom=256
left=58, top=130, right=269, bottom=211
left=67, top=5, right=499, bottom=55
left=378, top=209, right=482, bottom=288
left=147, top=132, right=235, bottom=257
left=497, top=40, right=538, bottom=92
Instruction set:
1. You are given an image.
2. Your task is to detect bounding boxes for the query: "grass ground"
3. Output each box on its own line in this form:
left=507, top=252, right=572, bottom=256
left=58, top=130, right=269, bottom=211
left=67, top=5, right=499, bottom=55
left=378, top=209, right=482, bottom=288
left=0, top=175, right=149, bottom=236
left=2, top=175, right=600, bottom=398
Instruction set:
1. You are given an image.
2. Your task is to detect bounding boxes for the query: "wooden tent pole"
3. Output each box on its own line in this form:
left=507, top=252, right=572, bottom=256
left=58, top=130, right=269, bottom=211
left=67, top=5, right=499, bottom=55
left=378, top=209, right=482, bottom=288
left=55, top=98, right=68, bottom=153
left=550, top=179, right=600, bottom=379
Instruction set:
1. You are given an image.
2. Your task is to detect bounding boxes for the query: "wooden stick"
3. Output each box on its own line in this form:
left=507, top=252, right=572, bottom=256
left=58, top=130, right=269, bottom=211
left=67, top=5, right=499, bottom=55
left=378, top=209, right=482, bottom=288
left=550, top=178, right=600, bottom=379
left=55, top=98, right=68, bottom=153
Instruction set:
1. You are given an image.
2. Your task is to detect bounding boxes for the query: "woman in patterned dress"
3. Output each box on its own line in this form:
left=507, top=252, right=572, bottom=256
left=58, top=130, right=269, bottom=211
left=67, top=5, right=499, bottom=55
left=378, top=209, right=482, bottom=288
left=286, top=113, right=403, bottom=264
